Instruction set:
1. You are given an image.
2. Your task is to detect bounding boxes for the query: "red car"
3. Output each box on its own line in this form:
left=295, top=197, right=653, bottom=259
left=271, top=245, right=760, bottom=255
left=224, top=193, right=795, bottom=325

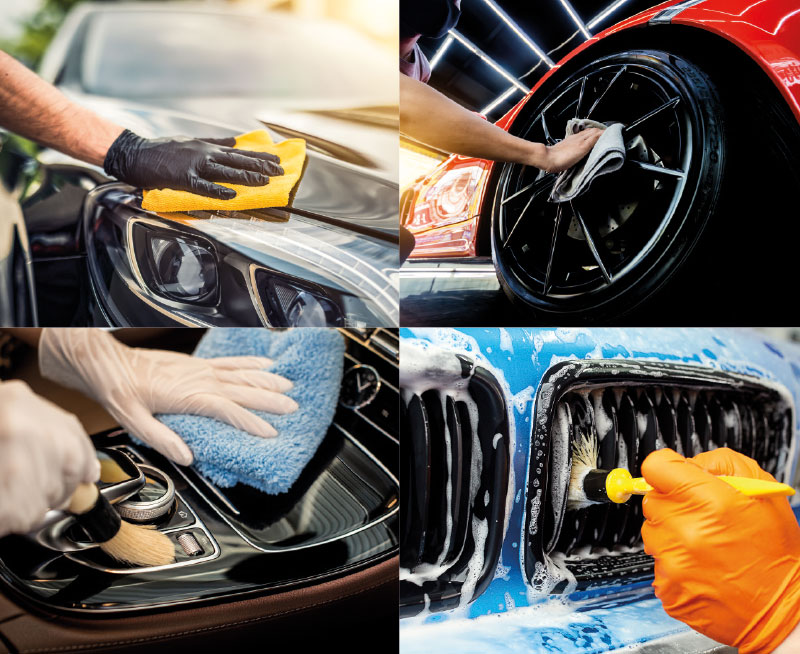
left=401, top=0, right=800, bottom=323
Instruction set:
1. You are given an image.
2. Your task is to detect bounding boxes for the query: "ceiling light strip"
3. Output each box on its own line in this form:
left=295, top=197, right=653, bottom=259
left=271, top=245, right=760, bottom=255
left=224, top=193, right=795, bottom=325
left=450, top=30, right=529, bottom=93
left=429, top=35, right=454, bottom=70
left=481, top=85, right=522, bottom=115
left=477, top=0, right=555, bottom=67
left=588, top=0, right=632, bottom=29
left=557, top=0, right=592, bottom=38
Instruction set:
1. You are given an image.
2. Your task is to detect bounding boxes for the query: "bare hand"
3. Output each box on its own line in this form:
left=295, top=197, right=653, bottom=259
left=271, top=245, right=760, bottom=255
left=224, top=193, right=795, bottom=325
left=540, top=128, right=603, bottom=173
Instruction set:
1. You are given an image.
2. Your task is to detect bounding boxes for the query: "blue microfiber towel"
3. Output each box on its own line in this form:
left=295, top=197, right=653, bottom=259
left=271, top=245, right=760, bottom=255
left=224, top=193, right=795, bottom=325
left=156, top=328, right=344, bottom=494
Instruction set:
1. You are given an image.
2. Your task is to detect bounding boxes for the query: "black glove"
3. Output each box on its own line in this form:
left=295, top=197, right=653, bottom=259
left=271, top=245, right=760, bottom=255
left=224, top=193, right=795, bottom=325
left=103, top=130, right=284, bottom=200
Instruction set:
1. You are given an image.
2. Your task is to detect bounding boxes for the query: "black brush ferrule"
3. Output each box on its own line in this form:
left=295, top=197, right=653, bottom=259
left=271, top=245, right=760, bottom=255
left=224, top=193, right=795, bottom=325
left=582, top=469, right=611, bottom=503
left=73, top=493, right=122, bottom=543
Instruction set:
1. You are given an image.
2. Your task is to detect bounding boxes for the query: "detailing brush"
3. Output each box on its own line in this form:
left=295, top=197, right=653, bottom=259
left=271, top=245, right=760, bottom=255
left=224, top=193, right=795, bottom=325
left=68, top=483, right=175, bottom=568
left=567, top=432, right=795, bottom=510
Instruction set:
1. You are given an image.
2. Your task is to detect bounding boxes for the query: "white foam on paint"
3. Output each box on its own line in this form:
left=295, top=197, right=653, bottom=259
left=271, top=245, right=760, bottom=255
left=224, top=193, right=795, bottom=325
left=499, top=328, right=514, bottom=353
left=512, top=385, right=535, bottom=413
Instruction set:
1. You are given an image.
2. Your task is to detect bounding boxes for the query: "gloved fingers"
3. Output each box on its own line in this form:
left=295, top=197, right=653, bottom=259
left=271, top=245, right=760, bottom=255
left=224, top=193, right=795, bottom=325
left=190, top=394, right=278, bottom=438
left=202, top=161, right=271, bottom=187
left=211, top=149, right=283, bottom=176
left=641, top=448, right=705, bottom=493
left=205, top=356, right=274, bottom=371
left=214, top=368, right=293, bottom=393
left=187, top=177, right=236, bottom=201
left=198, top=136, right=237, bottom=147
left=124, top=406, right=194, bottom=466
left=642, top=447, right=744, bottom=507
left=218, top=383, right=298, bottom=414
left=691, top=447, right=775, bottom=482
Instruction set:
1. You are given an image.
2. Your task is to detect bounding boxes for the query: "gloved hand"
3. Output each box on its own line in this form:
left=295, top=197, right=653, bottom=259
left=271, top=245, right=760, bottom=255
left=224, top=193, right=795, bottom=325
left=0, top=380, right=99, bottom=537
left=641, top=447, right=800, bottom=653
left=103, top=130, right=284, bottom=199
left=38, top=329, right=298, bottom=466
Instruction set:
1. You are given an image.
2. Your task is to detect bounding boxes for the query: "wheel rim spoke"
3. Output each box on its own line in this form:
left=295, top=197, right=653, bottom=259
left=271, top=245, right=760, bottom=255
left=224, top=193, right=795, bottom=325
left=541, top=113, right=556, bottom=145
left=501, top=172, right=556, bottom=206
left=624, top=97, right=680, bottom=136
left=572, top=201, right=613, bottom=285
left=627, top=159, right=686, bottom=179
left=544, top=203, right=564, bottom=295
left=586, top=65, right=627, bottom=119
left=502, top=191, right=537, bottom=248
left=575, top=76, right=587, bottom=119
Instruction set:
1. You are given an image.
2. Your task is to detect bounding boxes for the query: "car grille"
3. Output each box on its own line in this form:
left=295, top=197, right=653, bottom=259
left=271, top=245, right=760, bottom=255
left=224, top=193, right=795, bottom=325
left=400, top=357, right=510, bottom=616
left=525, top=360, right=794, bottom=595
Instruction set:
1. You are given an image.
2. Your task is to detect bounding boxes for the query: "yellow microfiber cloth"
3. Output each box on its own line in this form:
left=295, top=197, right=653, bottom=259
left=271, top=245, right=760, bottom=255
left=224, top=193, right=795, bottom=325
left=141, top=130, right=306, bottom=213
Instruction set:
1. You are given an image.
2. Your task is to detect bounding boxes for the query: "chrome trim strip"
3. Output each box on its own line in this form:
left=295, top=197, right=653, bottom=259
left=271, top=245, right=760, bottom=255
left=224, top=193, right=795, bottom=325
left=650, top=0, right=707, bottom=25
left=340, top=328, right=399, bottom=367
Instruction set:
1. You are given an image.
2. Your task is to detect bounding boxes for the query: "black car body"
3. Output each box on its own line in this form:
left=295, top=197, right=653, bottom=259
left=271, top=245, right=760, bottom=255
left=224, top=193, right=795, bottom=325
left=0, top=2, right=398, bottom=327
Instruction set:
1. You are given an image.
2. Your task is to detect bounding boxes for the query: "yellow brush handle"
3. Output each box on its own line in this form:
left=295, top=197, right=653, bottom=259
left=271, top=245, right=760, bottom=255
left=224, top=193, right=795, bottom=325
left=606, top=468, right=795, bottom=503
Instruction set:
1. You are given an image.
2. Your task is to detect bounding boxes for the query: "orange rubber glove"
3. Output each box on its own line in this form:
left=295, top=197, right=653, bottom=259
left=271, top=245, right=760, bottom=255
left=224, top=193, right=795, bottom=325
left=641, top=447, right=800, bottom=653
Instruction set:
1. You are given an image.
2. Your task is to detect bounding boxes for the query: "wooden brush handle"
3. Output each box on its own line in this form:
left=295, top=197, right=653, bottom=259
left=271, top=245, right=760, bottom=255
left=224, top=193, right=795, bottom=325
left=68, top=482, right=100, bottom=515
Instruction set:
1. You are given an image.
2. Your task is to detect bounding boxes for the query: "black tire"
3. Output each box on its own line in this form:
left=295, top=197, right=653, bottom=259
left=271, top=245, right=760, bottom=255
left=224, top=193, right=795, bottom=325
left=490, top=50, right=726, bottom=322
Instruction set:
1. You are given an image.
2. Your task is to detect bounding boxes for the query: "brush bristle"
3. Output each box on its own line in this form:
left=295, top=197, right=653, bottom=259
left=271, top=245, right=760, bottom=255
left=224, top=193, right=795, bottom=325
left=100, top=521, right=175, bottom=568
left=567, top=432, right=600, bottom=511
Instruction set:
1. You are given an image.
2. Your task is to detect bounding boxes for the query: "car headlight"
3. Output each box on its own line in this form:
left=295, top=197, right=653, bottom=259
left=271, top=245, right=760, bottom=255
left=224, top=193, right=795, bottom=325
left=84, top=184, right=396, bottom=327
left=255, top=271, right=345, bottom=327
left=136, top=230, right=218, bottom=305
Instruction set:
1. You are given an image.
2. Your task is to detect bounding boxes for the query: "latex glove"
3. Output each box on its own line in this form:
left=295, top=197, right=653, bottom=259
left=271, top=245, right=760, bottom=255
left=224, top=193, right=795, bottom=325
left=38, top=329, right=298, bottom=466
left=641, top=447, right=800, bottom=653
left=103, top=130, right=284, bottom=199
left=0, top=380, right=99, bottom=537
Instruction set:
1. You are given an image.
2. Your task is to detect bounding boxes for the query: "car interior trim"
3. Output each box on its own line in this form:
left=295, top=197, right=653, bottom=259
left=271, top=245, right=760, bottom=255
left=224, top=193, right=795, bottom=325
left=165, top=424, right=399, bottom=555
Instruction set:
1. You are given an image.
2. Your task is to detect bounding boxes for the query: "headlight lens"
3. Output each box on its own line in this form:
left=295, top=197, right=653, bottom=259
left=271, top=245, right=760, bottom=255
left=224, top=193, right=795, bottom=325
left=130, top=224, right=219, bottom=305
left=149, top=236, right=217, bottom=302
left=261, top=275, right=344, bottom=327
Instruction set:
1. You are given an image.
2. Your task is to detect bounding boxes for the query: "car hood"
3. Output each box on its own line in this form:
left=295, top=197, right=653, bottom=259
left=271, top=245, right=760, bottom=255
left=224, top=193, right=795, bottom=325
left=62, top=91, right=398, bottom=239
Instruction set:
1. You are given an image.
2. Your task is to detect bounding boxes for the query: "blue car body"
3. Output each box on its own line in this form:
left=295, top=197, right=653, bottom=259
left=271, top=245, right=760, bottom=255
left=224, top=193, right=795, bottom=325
left=400, top=327, right=800, bottom=654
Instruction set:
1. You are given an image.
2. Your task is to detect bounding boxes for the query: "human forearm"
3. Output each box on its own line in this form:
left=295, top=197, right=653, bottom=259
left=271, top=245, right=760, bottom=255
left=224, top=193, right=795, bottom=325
left=0, top=51, right=123, bottom=166
left=400, top=75, right=601, bottom=172
left=400, top=74, right=547, bottom=166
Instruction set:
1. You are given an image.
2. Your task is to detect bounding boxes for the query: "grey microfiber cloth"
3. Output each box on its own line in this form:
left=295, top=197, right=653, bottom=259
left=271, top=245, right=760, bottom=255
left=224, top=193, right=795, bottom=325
left=549, top=118, right=626, bottom=203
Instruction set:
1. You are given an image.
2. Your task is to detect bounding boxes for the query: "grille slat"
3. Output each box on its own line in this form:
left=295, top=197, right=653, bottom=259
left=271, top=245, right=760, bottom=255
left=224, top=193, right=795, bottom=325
left=444, top=397, right=472, bottom=565
left=400, top=361, right=510, bottom=617
left=400, top=394, right=430, bottom=569
left=524, top=361, right=795, bottom=597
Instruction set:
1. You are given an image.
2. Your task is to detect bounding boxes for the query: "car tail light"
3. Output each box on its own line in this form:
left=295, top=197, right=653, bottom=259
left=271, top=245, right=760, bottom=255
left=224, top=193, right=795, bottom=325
left=400, top=355, right=510, bottom=616
left=406, top=161, right=490, bottom=231
left=526, top=360, right=794, bottom=597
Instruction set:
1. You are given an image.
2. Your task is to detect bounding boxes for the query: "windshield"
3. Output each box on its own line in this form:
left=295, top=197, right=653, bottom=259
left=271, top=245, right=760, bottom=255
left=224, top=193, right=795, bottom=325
left=79, top=10, right=397, bottom=105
